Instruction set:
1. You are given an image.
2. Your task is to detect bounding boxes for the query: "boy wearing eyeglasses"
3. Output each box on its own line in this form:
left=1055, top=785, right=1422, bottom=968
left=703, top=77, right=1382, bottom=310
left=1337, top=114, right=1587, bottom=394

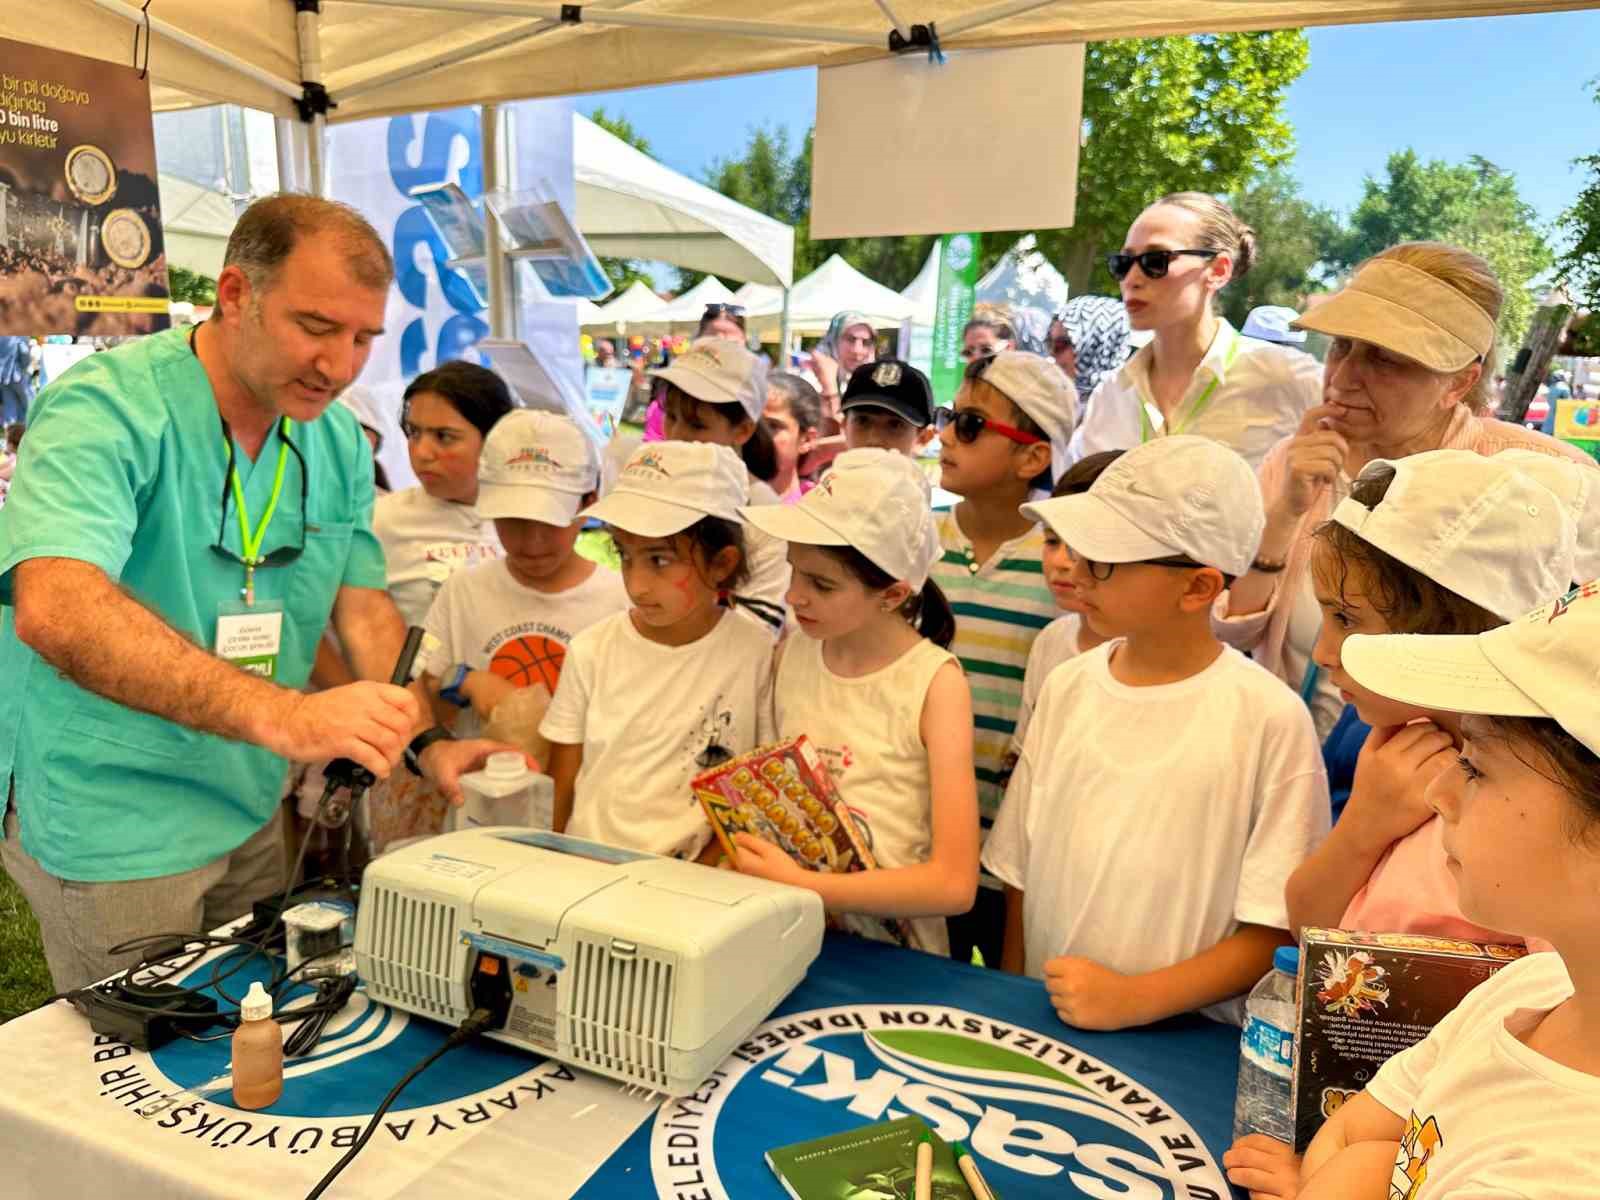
left=930, top=350, right=1076, bottom=968
left=984, top=435, right=1328, bottom=1032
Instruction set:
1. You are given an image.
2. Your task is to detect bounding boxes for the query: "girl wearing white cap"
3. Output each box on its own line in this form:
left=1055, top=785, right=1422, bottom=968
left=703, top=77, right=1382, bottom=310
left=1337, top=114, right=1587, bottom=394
left=1068, top=192, right=1322, bottom=473
left=539, top=441, right=777, bottom=859
left=736, top=449, right=979, bottom=957
left=1223, top=242, right=1596, bottom=739
left=1232, top=583, right=1600, bottom=1200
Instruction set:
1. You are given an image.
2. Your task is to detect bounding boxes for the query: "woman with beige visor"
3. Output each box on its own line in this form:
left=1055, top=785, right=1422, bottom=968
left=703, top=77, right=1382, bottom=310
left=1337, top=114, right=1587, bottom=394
left=1221, top=242, right=1595, bottom=736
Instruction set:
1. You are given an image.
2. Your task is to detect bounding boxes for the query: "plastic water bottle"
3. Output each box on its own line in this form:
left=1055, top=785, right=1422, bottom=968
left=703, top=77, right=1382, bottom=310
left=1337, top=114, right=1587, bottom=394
left=453, top=751, right=554, bottom=831
left=1232, top=945, right=1299, bottom=1143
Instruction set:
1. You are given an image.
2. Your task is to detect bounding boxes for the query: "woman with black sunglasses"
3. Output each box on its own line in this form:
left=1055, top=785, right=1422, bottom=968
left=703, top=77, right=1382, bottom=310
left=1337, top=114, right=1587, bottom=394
left=1068, top=192, right=1322, bottom=473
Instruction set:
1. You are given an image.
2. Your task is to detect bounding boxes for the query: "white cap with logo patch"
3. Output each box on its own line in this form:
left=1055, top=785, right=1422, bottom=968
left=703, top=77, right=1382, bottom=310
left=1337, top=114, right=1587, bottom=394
left=1330, top=450, right=1576, bottom=622
left=739, top=448, right=942, bottom=589
left=580, top=440, right=749, bottom=537
left=477, top=409, right=602, bottom=525
left=649, top=336, right=771, bottom=424
left=1019, top=434, right=1263, bottom=577
left=1343, top=580, right=1600, bottom=756
left=969, top=351, right=1078, bottom=479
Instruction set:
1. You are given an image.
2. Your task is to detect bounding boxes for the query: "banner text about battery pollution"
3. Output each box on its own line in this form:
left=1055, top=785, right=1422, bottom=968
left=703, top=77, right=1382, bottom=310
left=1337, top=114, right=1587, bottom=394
left=0, top=71, right=91, bottom=150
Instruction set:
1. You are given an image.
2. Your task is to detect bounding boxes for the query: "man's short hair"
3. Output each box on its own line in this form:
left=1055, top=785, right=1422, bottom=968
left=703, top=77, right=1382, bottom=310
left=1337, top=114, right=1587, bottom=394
left=223, top=194, right=393, bottom=295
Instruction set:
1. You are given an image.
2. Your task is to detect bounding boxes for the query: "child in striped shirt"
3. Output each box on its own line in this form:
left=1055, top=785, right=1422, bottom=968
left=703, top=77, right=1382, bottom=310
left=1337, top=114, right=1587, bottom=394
left=931, top=351, right=1076, bottom=967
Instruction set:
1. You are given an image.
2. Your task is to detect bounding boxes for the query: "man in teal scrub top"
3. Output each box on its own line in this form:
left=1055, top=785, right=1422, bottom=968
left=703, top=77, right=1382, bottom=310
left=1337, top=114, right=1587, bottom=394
left=0, top=195, right=500, bottom=992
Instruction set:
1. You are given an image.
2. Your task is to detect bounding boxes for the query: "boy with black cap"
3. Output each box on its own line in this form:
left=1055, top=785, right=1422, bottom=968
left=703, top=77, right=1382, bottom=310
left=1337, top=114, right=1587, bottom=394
left=984, top=435, right=1328, bottom=1031
left=841, top=358, right=935, bottom=457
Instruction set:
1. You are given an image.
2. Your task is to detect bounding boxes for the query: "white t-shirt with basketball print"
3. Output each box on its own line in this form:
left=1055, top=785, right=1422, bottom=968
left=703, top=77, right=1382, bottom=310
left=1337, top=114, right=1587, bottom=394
left=420, top=557, right=630, bottom=740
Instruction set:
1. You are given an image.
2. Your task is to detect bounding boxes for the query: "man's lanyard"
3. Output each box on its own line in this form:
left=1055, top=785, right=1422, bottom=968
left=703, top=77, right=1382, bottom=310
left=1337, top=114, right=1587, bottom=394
left=222, top=424, right=292, bottom=606
left=190, top=325, right=292, bottom=606
left=1139, top=326, right=1241, bottom=443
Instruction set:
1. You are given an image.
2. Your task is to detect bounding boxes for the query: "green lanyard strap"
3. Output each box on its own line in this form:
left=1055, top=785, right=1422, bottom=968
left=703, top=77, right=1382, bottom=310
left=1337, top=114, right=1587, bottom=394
left=222, top=419, right=292, bottom=605
left=1138, top=328, right=1241, bottom=443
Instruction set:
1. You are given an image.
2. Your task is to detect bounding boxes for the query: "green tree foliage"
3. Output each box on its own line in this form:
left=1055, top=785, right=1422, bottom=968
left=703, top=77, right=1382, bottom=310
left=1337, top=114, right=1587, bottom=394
left=586, top=107, right=668, bottom=294
left=1333, top=150, right=1552, bottom=351
left=167, top=265, right=216, bottom=305
left=1556, top=80, right=1600, bottom=306
left=1038, top=31, right=1309, bottom=294
left=1219, top=170, right=1341, bottom=328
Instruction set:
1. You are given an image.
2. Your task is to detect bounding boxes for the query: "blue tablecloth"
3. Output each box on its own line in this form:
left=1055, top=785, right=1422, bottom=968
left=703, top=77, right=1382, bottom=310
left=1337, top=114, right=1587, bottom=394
left=578, top=933, right=1240, bottom=1199
left=0, top=932, right=1240, bottom=1199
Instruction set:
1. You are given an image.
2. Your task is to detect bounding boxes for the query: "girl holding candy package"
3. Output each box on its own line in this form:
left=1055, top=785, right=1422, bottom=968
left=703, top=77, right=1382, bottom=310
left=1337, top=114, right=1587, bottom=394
left=734, top=449, right=979, bottom=955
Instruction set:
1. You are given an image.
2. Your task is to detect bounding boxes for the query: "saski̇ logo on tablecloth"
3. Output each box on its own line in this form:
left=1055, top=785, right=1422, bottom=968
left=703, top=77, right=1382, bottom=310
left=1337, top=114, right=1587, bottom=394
left=648, top=1004, right=1229, bottom=1200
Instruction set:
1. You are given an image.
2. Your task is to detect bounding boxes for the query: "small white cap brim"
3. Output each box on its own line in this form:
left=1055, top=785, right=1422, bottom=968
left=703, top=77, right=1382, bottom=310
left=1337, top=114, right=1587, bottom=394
left=739, top=502, right=853, bottom=551
left=1020, top=493, right=1175, bottom=563
left=581, top=489, right=716, bottom=538
left=476, top=482, right=582, bottom=526
left=1341, top=631, right=1547, bottom=719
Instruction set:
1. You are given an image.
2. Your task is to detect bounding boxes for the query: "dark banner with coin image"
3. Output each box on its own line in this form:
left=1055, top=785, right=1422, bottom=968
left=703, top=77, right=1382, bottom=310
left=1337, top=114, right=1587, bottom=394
left=0, top=37, right=169, bottom=336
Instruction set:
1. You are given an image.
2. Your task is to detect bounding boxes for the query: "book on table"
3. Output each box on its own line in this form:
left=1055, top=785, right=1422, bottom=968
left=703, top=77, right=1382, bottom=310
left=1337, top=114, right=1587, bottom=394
left=764, top=1116, right=975, bottom=1200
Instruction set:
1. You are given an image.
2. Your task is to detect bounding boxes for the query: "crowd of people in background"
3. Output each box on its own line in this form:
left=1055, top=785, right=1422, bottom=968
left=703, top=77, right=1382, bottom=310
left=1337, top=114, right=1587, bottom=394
left=5, top=185, right=1600, bottom=1200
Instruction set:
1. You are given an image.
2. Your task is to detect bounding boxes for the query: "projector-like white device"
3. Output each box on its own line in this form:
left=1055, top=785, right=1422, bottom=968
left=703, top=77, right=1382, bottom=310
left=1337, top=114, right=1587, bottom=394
left=355, top=828, right=824, bottom=1095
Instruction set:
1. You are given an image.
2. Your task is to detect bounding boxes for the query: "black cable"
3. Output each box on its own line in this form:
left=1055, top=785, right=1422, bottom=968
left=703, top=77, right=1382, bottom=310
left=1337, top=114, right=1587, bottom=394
left=304, top=1007, right=495, bottom=1200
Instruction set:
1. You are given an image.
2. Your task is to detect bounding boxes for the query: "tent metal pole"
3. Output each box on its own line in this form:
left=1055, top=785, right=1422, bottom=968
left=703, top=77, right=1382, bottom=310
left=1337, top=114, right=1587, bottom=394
left=871, top=0, right=912, bottom=42
left=779, top=287, right=792, bottom=365
left=274, top=116, right=310, bottom=192
left=481, top=102, right=514, bottom=340
left=297, top=3, right=328, bottom=195
left=333, top=0, right=652, bottom=102
left=332, top=0, right=885, bottom=47
left=82, top=0, right=302, bottom=102
left=936, top=0, right=1061, bottom=39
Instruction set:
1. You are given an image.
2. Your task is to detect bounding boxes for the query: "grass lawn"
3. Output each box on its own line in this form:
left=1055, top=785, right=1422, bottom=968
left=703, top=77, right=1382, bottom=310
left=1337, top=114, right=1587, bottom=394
left=0, top=865, right=51, bottom=1022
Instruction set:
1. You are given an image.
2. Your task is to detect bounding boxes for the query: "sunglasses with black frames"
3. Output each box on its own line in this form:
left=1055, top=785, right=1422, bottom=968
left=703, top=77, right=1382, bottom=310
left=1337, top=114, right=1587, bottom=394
left=1105, top=248, right=1219, bottom=282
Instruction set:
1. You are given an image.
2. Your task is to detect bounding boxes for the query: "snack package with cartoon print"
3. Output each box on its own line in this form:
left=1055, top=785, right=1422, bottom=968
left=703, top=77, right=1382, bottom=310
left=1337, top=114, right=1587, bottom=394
left=692, top=736, right=923, bottom=952
left=1292, top=927, right=1527, bottom=1151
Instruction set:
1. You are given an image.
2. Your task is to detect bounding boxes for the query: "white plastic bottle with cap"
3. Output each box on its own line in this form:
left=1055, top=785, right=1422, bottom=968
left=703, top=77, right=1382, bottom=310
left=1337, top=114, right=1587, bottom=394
left=1232, top=945, right=1300, bottom=1143
left=453, top=751, right=555, bottom=831
left=232, top=981, right=283, bottom=1110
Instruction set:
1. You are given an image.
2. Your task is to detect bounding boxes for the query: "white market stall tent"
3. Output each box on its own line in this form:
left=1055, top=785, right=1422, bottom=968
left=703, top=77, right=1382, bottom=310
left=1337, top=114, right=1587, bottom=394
left=626, top=275, right=737, bottom=336
left=745, top=254, right=915, bottom=340
left=732, top=281, right=782, bottom=309
left=10, top=2, right=1589, bottom=131
left=156, top=173, right=241, bottom=278
left=574, top=113, right=793, bottom=289
left=977, top=235, right=1069, bottom=316
left=581, top=278, right=664, bottom=332
left=901, top=244, right=940, bottom=328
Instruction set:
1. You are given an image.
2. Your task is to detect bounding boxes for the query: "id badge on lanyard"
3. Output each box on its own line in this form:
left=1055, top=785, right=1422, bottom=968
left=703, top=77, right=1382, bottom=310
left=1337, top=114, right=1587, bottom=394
left=216, top=598, right=285, bottom=679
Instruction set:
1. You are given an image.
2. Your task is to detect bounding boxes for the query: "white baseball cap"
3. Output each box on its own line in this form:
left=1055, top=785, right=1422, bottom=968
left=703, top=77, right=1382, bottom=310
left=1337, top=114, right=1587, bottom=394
left=970, top=351, right=1077, bottom=478
left=1342, top=580, right=1600, bottom=756
left=649, top=336, right=771, bottom=424
left=580, top=440, right=749, bottom=537
left=1240, top=305, right=1307, bottom=345
left=1020, top=434, right=1263, bottom=577
left=477, top=410, right=602, bottom=525
left=1330, top=450, right=1577, bottom=622
left=739, top=448, right=943, bottom=590
left=1491, top=449, right=1599, bottom=585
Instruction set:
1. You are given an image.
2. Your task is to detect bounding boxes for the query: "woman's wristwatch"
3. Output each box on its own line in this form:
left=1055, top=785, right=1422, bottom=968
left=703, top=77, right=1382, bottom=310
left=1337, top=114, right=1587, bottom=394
left=438, top=663, right=472, bottom=708
left=404, top=726, right=455, bottom=777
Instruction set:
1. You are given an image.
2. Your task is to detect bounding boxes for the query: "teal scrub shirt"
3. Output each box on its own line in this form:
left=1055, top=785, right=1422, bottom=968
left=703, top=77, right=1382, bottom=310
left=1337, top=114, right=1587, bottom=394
left=0, top=328, right=387, bottom=882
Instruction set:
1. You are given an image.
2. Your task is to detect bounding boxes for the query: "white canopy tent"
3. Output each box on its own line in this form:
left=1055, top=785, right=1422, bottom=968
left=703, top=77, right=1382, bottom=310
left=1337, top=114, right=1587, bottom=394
left=574, top=114, right=793, bottom=289
left=901, top=244, right=940, bottom=327
left=156, top=173, right=241, bottom=278
left=580, top=278, right=664, bottom=332
left=9, top=2, right=1587, bottom=131
left=627, top=275, right=737, bottom=335
left=732, top=281, right=783, bottom=309
left=745, top=254, right=915, bottom=340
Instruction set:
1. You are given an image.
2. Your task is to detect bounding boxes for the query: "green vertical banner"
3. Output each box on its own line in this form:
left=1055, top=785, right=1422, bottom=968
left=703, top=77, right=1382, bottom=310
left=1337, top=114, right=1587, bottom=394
left=930, top=233, right=980, bottom=407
